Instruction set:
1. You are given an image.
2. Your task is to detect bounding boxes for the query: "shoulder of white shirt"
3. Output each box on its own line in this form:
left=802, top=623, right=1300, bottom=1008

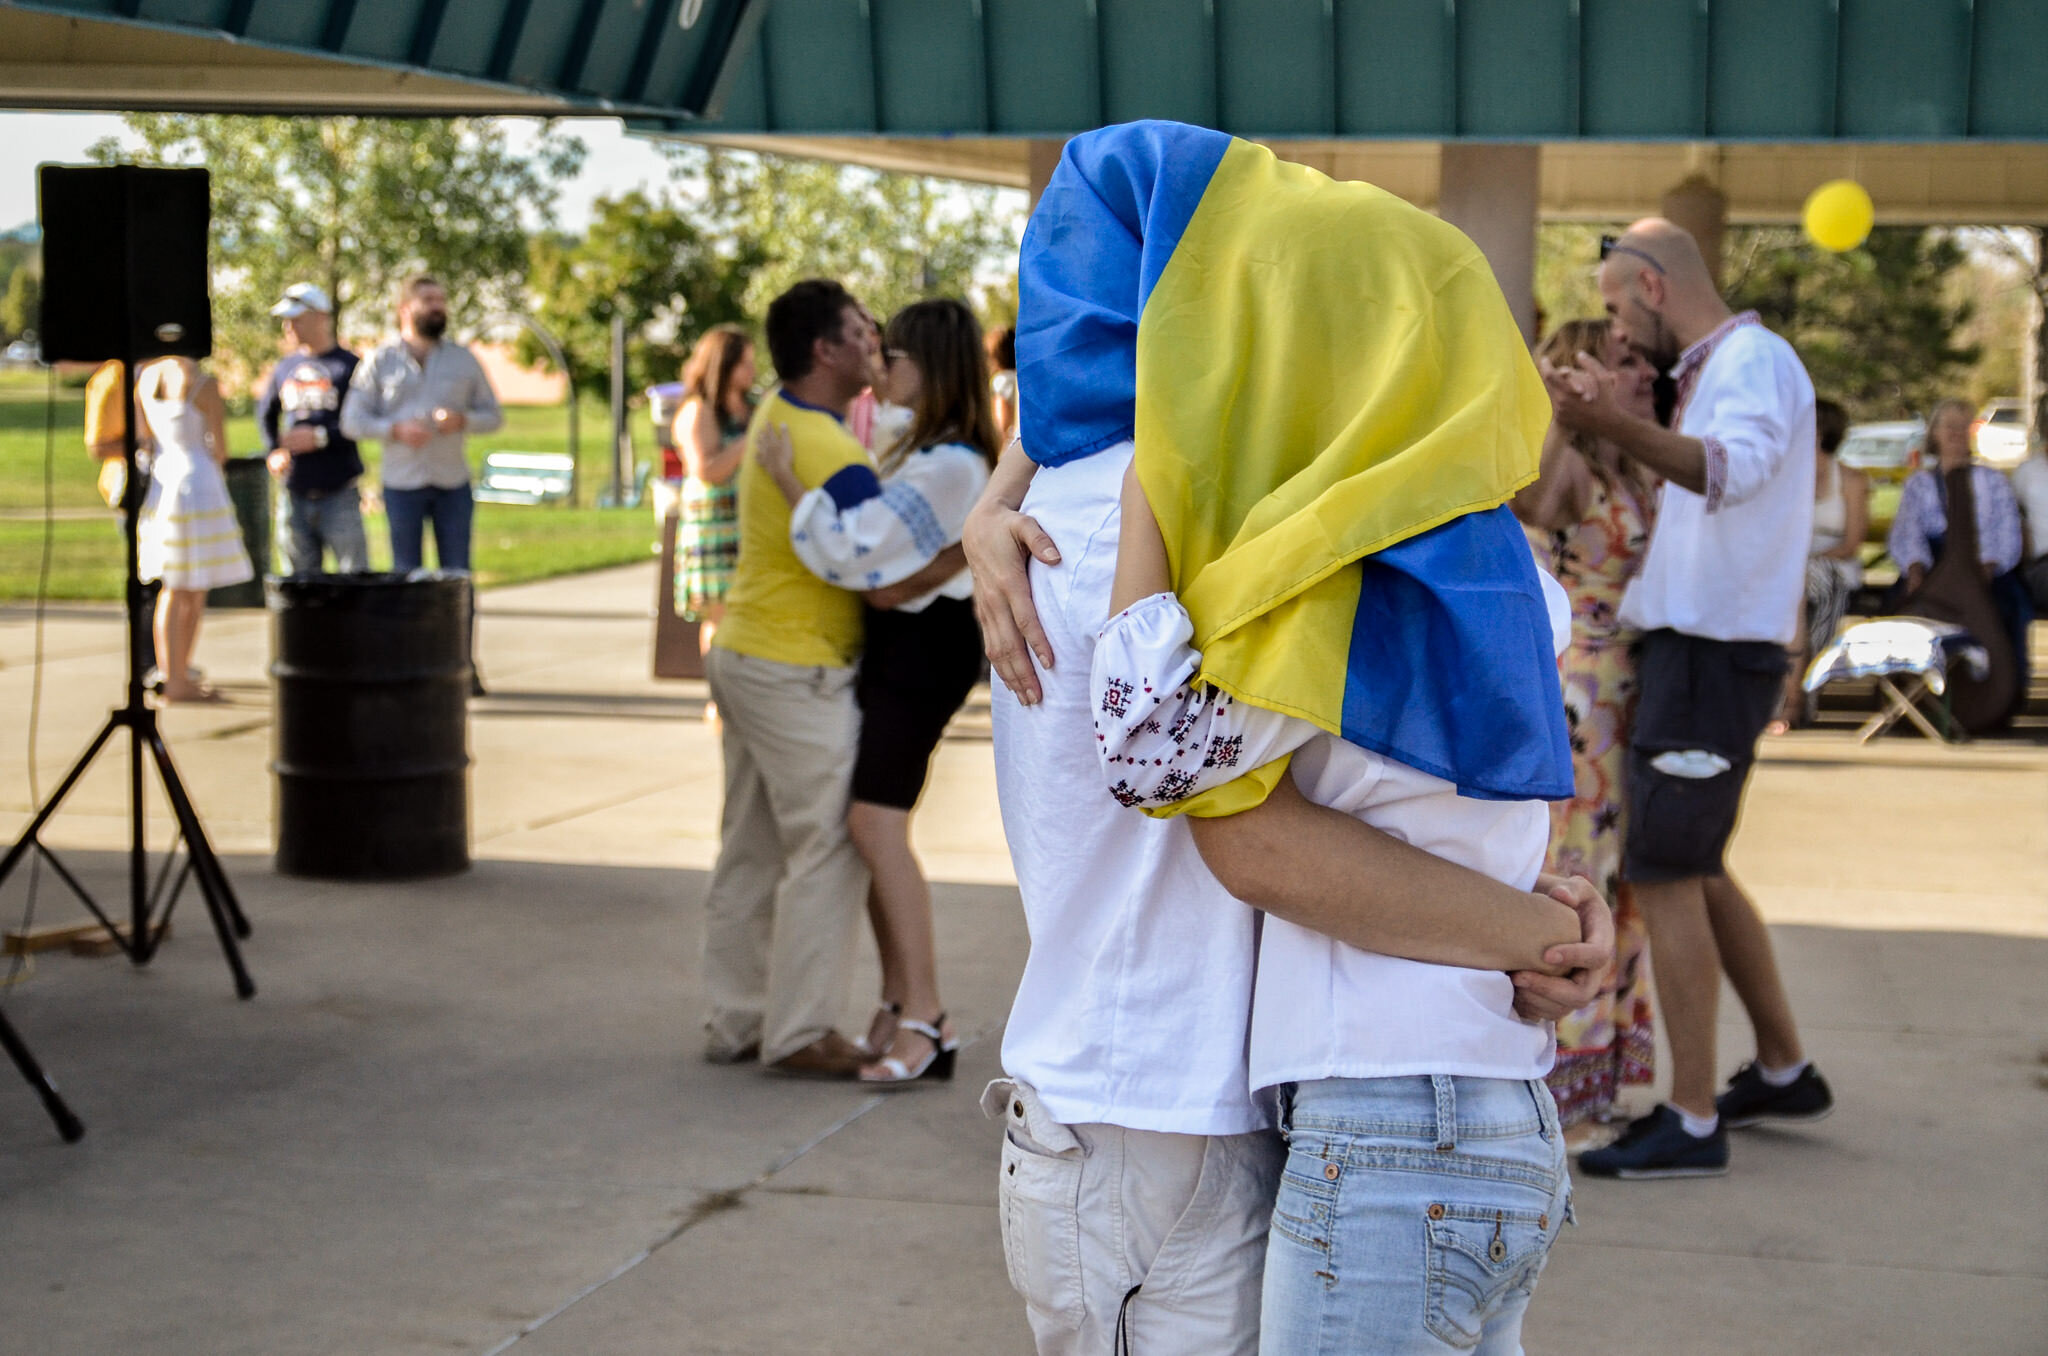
left=1704, top=319, right=1803, bottom=382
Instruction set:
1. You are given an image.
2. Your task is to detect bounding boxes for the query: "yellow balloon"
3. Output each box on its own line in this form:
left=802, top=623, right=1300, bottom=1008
left=1803, top=179, right=1874, bottom=253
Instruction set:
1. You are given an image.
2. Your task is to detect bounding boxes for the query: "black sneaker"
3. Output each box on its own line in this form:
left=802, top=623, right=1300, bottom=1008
left=1577, top=1105, right=1729, bottom=1180
left=1716, top=1061, right=1834, bottom=1129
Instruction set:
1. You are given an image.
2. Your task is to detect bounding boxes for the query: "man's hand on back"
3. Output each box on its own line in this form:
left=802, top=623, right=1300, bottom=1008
left=1508, top=873, right=1616, bottom=1022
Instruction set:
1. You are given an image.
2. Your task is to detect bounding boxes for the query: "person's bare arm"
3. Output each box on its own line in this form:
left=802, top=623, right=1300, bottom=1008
left=1109, top=461, right=1171, bottom=614
left=1829, top=465, right=1870, bottom=561
left=196, top=377, right=230, bottom=466
left=1195, top=781, right=1615, bottom=1020
left=1511, top=423, right=1592, bottom=534
left=964, top=449, right=1059, bottom=703
left=682, top=400, right=748, bottom=486
left=864, top=543, right=967, bottom=609
left=1188, top=773, right=1583, bottom=972
left=1543, top=355, right=1708, bottom=494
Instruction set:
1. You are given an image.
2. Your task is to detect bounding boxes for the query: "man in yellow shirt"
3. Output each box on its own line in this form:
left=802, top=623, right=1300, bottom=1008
left=701, top=279, right=887, bottom=1077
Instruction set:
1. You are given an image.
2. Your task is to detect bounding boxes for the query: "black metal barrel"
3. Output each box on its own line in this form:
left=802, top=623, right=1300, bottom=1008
left=210, top=455, right=272, bottom=609
left=268, top=573, right=472, bottom=879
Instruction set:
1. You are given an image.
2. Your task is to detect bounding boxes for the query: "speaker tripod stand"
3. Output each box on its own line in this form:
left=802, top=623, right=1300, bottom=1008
left=0, top=355, right=255, bottom=1143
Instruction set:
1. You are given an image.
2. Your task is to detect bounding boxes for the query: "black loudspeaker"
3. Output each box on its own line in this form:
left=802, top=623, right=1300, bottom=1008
left=37, top=165, right=212, bottom=364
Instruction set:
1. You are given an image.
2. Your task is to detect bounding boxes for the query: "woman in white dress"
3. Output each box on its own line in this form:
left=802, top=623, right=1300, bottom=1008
left=755, top=298, right=999, bottom=1085
left=137, top=357, right=254, bottom=703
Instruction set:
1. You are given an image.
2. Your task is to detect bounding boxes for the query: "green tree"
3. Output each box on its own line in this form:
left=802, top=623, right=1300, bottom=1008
left=0, top=233, right=34, bottom=339
left=1534, top=222, right=1610, bottom=340
left=0, top=262, right=38, bottom=342
left=91, top=115, right=584, bottom=388
left=1722, top=226, right=1978, bottom=419
left=669, top=146, right=1024, bottom=340
left=523, top=189, right=761, bottom=399
left=1972, top=226, right=2047, bottom=447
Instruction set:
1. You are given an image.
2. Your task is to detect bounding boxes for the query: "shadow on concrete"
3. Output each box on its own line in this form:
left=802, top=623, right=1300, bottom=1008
left=0, top=851, right=2041, bottom=1353
left=0, top=850, right=1030, bottom=1356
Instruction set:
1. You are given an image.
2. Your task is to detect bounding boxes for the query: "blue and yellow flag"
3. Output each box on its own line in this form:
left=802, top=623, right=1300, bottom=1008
left=1018, top=121, right=1571, bottom=804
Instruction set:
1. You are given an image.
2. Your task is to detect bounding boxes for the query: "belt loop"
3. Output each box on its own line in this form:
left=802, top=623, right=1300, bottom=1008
left=1432, top=1074, right=1456, bottom=1152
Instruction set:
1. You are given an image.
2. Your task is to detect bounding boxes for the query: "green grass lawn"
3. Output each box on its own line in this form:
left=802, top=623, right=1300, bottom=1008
left=0, top=369, right=659, bottom=600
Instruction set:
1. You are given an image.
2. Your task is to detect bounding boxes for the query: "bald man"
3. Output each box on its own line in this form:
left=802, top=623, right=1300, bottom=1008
left=1541, top=218, right=1833, bottom=1180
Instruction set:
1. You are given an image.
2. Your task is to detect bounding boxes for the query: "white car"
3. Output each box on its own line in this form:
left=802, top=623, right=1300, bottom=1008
left=1972, top=399, right=2033, bottom=470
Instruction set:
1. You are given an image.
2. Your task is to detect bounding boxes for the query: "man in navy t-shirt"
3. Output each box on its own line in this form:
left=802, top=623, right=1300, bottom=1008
left=261, top=283, right=367, bottom=574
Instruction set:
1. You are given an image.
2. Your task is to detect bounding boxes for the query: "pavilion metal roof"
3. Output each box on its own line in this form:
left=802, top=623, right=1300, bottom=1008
left=0, top=0, right=763, bottom=120
left=5, top=0, right=2046, bottom=141
left=677, top=0, right=2048, bottom=142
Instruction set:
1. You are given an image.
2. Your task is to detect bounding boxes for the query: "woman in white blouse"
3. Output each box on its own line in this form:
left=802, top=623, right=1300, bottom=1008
left=755, top=299, right=1000, bottom=1085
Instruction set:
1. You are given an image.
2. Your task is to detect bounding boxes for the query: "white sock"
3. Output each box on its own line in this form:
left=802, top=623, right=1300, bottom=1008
left=1757, top=1059, right=1809, bottom=1087
left=1676, top=1107, right=1720, bottom=1138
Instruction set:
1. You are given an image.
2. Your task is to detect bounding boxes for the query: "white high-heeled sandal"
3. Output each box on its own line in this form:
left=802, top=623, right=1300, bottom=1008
left=859, top=1015, right=958, bottom=1087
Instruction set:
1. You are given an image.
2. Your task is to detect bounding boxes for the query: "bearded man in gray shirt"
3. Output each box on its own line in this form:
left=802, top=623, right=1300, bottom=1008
left=342, top=273, right=504, bottom=693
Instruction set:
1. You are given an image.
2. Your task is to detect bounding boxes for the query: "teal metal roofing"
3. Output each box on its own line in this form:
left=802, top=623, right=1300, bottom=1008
left=698, top=0, right=2048, bottom=140
left=9, top=0, right=764, bottom=118
left=16, top=0, right=2048, bottom=139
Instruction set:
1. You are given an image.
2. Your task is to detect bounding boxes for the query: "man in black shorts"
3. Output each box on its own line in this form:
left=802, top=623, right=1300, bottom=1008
left=1542, top=219, right=1835, bottom=1179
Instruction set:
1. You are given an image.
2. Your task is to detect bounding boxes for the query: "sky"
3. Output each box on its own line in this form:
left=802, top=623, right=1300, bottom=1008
left=0, top=111, right=682, bottom=236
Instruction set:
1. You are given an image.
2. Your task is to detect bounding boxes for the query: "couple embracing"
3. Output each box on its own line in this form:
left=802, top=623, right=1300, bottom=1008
left=967, top=123, right=1617, bottom=1352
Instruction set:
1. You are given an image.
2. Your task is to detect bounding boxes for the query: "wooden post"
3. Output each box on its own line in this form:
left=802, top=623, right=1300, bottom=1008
left=651, top=505, right=704, bottom=679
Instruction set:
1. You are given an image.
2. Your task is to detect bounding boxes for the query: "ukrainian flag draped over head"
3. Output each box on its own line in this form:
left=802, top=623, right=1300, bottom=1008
left=1018, top=121, right=1572, bottom=803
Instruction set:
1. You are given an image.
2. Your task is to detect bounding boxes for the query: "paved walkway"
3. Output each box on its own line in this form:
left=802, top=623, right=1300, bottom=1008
left=0, top=562, right=2043, bottom=1353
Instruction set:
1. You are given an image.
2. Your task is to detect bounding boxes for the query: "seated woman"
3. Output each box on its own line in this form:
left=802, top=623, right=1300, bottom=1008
left=1774, top=398, right=1868, bottom=732
left=1889, top=397, right=2030, bottom=710
left=755, top=298, right=999, bottom=1085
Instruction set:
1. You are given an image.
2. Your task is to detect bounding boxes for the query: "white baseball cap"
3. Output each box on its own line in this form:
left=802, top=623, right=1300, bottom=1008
left=270, top=283, right=333, bottom=318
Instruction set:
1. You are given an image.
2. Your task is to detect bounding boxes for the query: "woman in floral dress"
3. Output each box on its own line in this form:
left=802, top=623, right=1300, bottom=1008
left=1515, top=318, right=1661, bottom=1131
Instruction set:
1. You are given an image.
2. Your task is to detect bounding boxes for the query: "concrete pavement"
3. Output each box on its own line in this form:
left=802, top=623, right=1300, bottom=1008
left=0, top=560, right=2043, bottom=1354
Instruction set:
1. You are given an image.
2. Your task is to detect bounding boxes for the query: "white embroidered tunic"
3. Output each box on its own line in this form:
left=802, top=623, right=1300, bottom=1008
left=788, top=441, right=990, bottom=612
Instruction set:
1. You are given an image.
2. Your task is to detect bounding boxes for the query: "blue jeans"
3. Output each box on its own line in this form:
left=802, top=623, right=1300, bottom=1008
left=384, top=483, right=473, bottom=574
left=1261, top=1076, right=1571, bottom=1354
left=276, top=488, right=369, bottom=575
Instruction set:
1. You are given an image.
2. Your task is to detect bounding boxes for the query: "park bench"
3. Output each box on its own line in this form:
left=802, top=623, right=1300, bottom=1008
left=474, top=451, right=575, bottom=506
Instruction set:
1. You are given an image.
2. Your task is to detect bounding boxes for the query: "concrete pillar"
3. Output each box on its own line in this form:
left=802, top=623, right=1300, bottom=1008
left=1661, top=175, right=1728, bottom=288
left=1437, top=144, right=1540, bottom=343
left=1027, top=140, right=1065, bottom=211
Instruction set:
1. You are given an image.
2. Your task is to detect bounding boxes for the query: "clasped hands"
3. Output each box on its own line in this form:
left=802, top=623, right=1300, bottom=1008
left=1537, top=351, right=1622, bottom=437
left=391, top=408, right=465, bottom=448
